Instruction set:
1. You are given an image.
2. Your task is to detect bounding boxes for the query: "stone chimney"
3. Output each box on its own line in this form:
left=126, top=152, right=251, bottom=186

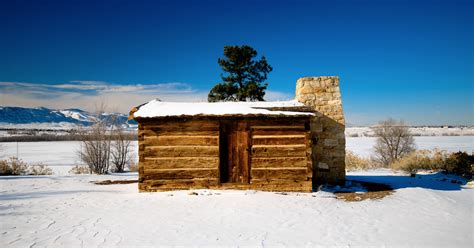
left=295, top=76, right=345, bottom=185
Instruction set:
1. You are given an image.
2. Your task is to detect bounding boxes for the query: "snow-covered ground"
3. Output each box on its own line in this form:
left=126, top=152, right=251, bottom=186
left=0, top=170, right=472, bottom=247
left=347, top=136, right=474, bottom=157
left=0, top=137, right=473, bottom=246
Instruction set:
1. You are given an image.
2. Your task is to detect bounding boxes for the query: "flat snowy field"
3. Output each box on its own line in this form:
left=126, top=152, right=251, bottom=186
left=0, top=170, right=472, bottom=247
left=347, top=136, right=474, bottom=157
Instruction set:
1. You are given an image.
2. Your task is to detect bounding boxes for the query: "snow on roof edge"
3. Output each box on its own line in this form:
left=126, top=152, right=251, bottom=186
left=132, top=99, right=314, bottom=118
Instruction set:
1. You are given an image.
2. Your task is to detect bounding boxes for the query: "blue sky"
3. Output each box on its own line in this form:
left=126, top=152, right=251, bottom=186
left=0, top=0, right=472, bottom=125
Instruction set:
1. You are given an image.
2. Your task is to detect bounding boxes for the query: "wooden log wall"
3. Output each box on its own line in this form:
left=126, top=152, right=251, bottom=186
left=137, top=117, right=313, bottom=192
left=138, top=121, right=220, bottom=191
left=249, top=120, right=313, bottom=192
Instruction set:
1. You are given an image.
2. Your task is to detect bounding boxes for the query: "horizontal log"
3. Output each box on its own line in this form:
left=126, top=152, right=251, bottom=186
left=144, top=145, right=219, bottom=157
left=143, top=168, right=219, bottom=180
left=251, top=168, right=310, bottom=180
left=143, top=157, right=219, bottom=169
left=250, top=125, right=305, bottom=130
left=142, top=178, right=220, bottom=183
left=249, top=180, right=312, bottom=192
left=251, top=129, right=308, bottom=136
left=139, top=178, right=313, bottom=192
left=250, top=179, right=312, bottom=184
left=140, top=130, right=219, bottom=137
left=144, top=121, right=219, bottom=127
left=144, top=126, right=220, bottom=132
left=251, top=144, right=307, bottom=157
left=139, top=182, right=312, bottom=192
left=143, top=122, right=219, bottom=130
left=139, top=178, right=220, bottom=191
left=252, top=135, right=306, bottom=145
left=143, top=135, right=218, bottom=146
left=251, top=157, right=307, bottom=168
left=252, top=167, right=307, bottom=171
left=246, top=119, right=308, bottom=126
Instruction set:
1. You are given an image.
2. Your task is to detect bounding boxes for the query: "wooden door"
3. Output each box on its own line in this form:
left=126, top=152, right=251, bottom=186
left=219, top=122, right=250, bottom=183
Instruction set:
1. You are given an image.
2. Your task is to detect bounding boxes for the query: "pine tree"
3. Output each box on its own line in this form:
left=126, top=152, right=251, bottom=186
left=208, top=45, right=272, bottom=102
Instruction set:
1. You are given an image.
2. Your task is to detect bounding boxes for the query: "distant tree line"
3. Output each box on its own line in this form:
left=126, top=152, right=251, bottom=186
left=0, top=132, right=137, bottom=142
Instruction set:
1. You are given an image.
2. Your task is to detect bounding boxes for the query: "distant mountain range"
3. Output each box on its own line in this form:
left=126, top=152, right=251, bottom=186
left=0, top=106, right=136, bottom=129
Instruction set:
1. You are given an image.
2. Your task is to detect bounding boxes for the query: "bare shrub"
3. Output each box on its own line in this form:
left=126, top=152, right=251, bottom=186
left=76, top=104, right=135, bottom=174
left=110, top=122, right=133, bottom=173
left=77, top=122, right=111, bottom=174
left=77, top=102, right=112, bottom=174
left=0, top=160, right=12, bottom=175
left=9, top=157, right=28, bottom=175
left=69, top=165, right=91, bottom=174
left=0, top=157, right=28, bottom=175
left=392, top=150, right=473, bottom=178
left=372, top=118, right=416, bottom=166
left=28, top=163, right=53, bottom=175
left=445, top=151, right=473, bottom=177
left=392, top=150, right=447, bottom=174
left=345, top=150, right=376, bottom=171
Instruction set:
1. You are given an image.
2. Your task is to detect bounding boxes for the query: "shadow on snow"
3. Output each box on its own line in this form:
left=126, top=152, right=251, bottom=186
left=346, top=171, right=470, bottom=191
left=0, top=189, right=114, bottom=201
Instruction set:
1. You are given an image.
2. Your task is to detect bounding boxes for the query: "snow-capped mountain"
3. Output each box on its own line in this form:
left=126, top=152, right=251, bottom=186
left=0, top=106, right=136, bottom=128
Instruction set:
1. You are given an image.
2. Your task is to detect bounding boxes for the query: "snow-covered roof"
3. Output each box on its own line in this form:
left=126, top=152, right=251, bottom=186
left=131, top=99, right=314, bottom=119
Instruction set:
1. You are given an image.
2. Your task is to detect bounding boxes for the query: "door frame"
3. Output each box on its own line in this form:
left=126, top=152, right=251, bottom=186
left=219, top=121, right=250, bottom=184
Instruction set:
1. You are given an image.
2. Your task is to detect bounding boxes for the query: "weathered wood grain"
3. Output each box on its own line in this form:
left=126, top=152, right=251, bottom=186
left=139, top=178, right=220, bottom=191
left=143, top=168, right=219, bottom=180
left=142, top=135, right=219, bottom=146
left=251, top=129, right=307, bottom=136
left=251, top=168, right=310, bottom=180
left=250, top=125, right=305, bottom=130
left=144, top=145, right=219, bottom=157
left=251, top=157, right=307, bottom=168
left=137, top=117, right=314, bottom=192
left=143, top=157, right=219, bottom=169
left=251, top=144, right=307, bottom=157
left=140, top=130, right=219, bottom=137
left=220, top=121, right=250, bottom=183
left=143, top=121, right=219, bottom=130
left=140, top=179, right=312, bottom=192
left=246, top=119, right=308, bottom=126
left=252, top=135, right=306, bottom=145
left=249, top=180, right=312, bottom=192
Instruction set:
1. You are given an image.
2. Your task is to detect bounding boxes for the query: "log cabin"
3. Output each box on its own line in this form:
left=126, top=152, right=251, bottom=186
left=129, top=76, right=346, bottom=192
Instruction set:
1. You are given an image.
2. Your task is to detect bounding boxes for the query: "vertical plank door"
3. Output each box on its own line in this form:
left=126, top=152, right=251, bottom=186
left=220, top=121, right=250, bottom=184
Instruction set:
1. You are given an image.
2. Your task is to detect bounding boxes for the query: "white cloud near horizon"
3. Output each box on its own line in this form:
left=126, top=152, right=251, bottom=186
left=0, top=81, right=294, bottom=113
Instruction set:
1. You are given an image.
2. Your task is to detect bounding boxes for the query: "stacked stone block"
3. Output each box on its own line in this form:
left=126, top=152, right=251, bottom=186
left=295, top=76, right=346, bottom=185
